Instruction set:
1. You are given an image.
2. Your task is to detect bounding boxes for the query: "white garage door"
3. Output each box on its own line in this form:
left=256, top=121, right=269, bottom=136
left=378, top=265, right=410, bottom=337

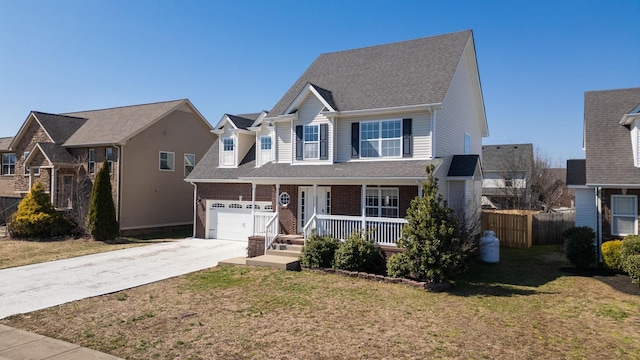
left=206, top=200, right=272, bottom=241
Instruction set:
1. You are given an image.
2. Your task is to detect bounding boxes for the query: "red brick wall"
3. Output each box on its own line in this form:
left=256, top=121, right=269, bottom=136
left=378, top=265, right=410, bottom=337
left=601, top=188, right=640, bottom=241
left=277, top=185, right=298, bottom=235
left=331, top=185, right=361, bottom=216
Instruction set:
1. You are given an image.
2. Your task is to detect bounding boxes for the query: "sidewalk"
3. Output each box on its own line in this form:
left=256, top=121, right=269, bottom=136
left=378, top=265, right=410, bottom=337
left=0, top=324, right=123, bottom=359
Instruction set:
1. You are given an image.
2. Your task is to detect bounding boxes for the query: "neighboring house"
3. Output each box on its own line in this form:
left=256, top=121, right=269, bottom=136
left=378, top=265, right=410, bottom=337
left=0, top=137, right=21, bottom=224
left=186, top=30, right=488, bottom=247
left=567, top=87, right=640, bottom=257
left=546, top=168, right=573, bottom=211
left=481, top=143, right=533, bottom=209
left=0, top=99, right=215, bottom=233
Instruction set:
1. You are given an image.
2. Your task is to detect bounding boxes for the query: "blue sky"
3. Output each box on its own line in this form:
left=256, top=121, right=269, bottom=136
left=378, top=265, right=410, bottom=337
left=1, top=0, right=638, bottom=164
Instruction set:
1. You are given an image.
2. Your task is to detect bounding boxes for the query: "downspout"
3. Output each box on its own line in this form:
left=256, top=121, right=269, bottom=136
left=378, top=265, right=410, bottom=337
left=431, top=109, right=437, bottom=158
left=115, top=145, right=122, bottom=223
left=190, top=182, right=197, bottom=238
left=596, top=187, right=603, bottom=264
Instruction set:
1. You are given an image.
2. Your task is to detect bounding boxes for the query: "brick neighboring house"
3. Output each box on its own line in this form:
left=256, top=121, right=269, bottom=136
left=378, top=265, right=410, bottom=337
left=186, top=30, right=488, bottom=246
left=0, top=99, right=215, bottom=233
left=481, top=143, right=534, bottom=209
left=567, top=87, right=640, bottom=257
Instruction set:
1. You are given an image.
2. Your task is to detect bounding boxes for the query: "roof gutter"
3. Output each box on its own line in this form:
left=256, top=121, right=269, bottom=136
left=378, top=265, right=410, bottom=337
left=322, top=103, right=442, bottom=118
left=585, top=183, right=640, bottom=188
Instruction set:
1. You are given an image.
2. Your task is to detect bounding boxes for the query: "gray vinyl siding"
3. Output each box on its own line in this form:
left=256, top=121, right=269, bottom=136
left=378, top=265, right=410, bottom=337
left=575, top=187, right=597, bottom=231
left=276, top=122, right=292, bottom=163
left=335, top=112, right=432, bottom=162
left=292, top=95, right=332, bottom=164
left=448, top=180, right=466, bottom=215
left=434, top=38, right=484, bottom=159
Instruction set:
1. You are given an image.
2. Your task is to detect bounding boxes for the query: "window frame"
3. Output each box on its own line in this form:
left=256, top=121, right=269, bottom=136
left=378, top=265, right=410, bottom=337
left=222, top=137, right=235, bottom=166
left=184, top=153, right=195, bottom=177
left=359, top=119, right=402, bottom=159
left=611, top=195, right=638, bottom=236
left=105, top=148, right=114, bottom=174
left=88, top=148, right=96, bottom=174
left=23, top=151, right=30, bottom=175
left=2, top=153, right=16, bottom=175
left=464, top=133, right=471, bottom=155
left=303, top=125, right=319, bottom=160
left=159, top=151, right=175, bottom=171
left=365, top=187, right=399, bottom=218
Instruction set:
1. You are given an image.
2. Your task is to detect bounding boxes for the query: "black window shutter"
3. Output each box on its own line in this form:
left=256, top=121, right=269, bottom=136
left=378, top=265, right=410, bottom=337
left=320, top=124, right=328, bottom=160
left=351, top=122, right=359, bottom=158
left=402, top=118, right=412, bottom=158
left=295, top=125, right=303, bottom=160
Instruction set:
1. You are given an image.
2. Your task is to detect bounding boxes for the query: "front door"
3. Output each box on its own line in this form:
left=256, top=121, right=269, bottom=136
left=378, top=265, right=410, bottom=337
left=298, top=186, right=331, bottom=233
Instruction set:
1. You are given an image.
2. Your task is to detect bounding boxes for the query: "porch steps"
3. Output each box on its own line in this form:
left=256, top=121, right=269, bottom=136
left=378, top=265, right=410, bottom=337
left=218, top=243, right=302, bottom=270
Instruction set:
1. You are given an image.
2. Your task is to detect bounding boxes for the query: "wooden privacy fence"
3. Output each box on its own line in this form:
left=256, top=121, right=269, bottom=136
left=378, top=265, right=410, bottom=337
left=481, top=210, right=575, bottom=248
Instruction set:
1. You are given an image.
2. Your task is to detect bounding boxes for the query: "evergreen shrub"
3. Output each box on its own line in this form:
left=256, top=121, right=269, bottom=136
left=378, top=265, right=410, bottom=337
left=333, top=231, right=386, bottom=275
left=300, top=232, right=340, bottom=268
left=563, top=226, right=596, bottom=269
left=9, top=182, right=74, bottom=238
left=601, top=240, right=624, bottom=271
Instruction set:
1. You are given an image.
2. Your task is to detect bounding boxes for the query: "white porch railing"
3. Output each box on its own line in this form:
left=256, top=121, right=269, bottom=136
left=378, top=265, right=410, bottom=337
left=262, top=212, right=279, bottom=254
left=306, top=214, right=407, bottom=246
left=253, top=211, right=275, bottom=236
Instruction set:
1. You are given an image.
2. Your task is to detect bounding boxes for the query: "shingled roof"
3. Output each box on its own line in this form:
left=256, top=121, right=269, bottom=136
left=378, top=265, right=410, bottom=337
left=0, top=137, right=12, bottom=151
left=481, top=143, right=533, bottom=172
left=32, top=112, right=87, bottom=144
left=584, top=87, right=640, bottom=185
left=269, top=30, right=473, bottom=116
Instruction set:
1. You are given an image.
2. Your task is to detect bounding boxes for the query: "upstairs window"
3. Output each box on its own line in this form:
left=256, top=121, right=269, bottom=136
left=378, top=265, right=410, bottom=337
left=260, top=135, right=272, bottom=165
left=88, top=149, right=96, bottom=174
left=106, top=148, right=113, bottom=173
left=304, top=125, right=319, bottom=159
left=160, top=151, right=175, bottom=171
left=184, top=153, right=195, bottom=176
left=464, top=133, right=471, bottom=155
left=23, top=152, right=30, bottom=175
left=222, top=137, right=234, bottom=166
left=612, top=195, right=638, bottom=236
left=2, top=153, right=15, bottom=175
left=360, top=120, right=401, bottom=158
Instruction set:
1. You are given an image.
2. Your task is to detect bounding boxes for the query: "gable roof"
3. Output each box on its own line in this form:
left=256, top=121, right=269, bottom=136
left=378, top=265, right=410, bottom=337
left=26, top=142, right=76, bottom=166
left=447, top=155, right=481, bottom=177
left=269, top=30, right=473, bottom=116
left=185, top=138, right=257, bottom=181
left=62, top=99, right=190, bottom=146
left=481, top=143, right=533, bottom=172
left=226, top=114, right=257, bottom=130
left=584, top=87, right=640, bottom=185
left=31, top=112, right=88, bottom=144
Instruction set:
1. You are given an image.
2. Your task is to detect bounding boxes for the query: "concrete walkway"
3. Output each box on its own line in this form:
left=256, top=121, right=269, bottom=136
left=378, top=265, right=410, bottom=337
left=0, top=238, right=247, bottom=359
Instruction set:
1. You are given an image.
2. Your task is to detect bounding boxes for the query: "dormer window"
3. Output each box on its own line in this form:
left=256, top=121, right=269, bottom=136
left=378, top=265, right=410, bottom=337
left=223, top=137, right=235, bottom=166
left=260, top=135, right=272, bottom=165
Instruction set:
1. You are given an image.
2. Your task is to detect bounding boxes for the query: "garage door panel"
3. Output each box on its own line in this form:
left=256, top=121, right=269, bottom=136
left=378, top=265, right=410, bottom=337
left=206, top=200, right=272, bottom=241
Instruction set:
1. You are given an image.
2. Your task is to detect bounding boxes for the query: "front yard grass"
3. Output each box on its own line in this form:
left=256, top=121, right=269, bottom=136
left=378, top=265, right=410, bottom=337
left=0, top=229, right=190, bottom=269
left=2, top=245, right=639, bottom=359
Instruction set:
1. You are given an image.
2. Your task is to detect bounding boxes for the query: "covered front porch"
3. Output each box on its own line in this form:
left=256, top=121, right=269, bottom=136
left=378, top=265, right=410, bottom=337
left=249, top=181, right=423, bottom=252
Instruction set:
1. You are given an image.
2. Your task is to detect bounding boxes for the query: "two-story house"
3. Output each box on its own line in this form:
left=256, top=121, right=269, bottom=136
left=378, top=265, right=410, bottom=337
left=0, top=99, right=215, bottom=234
left=186, top=30, right=488, bottom=246
left=567, top=87, right=640, bottom=257
left=481, top=143, right=534, bottom=209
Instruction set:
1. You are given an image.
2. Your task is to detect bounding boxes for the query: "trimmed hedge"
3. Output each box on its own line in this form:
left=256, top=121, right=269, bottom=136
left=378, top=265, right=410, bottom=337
left=563, top=226, right=596, bottom=269
left=300, top=233, right=340, bottom=268
left=621, top=235, right=640, bottom=279
left=601, top=240, right=624, bottom=271
left=334, top=231, right=386, bottom=275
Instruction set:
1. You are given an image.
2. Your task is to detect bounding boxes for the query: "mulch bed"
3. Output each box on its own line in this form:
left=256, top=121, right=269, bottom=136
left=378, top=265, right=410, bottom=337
left=560, top=266, right=640, bottom=296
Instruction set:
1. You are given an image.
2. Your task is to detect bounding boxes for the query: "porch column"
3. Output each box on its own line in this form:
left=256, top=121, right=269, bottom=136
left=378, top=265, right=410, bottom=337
left=275, top=183, right=280, bottom=234
left=251, top=183, right=256, bottom=235
left=312, top=184, right=318, bottom=216
left=50, top=167, right=56, bottom=205
left=361, top=184, right=367, bottom=230
left=418, top=181, right=423, bottom=198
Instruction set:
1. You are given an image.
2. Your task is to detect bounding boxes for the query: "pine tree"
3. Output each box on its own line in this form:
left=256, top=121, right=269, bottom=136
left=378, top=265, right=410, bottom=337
left=397, top=164, right=466, bottom=283
left=87, top=160, right=119, bottom=241
left=10, top=181, right=73, bottom=238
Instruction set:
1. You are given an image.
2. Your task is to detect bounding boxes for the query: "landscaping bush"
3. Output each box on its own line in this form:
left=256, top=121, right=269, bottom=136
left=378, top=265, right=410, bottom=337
left=624, top=254, right=640, bottom=284
left=386, top=251, right=412, bottom=278
left=621, top=235, right=640, bottom=276
left=9, top=182, right=74, bottom=238
left=300, top=232, right=340, bottom=268
left=563, top=226, right=596, bottom=269
left=333, top=231, right=386, bottom=275
left=87, top=160, right=119, bottom=241
left=601, top=240, right=624, bottom=271
left=397, top=164, right=468, bottom=283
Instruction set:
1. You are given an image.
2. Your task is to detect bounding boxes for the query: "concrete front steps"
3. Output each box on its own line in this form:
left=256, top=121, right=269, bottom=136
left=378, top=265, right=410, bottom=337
left=219, top=243, right=303, bottom=271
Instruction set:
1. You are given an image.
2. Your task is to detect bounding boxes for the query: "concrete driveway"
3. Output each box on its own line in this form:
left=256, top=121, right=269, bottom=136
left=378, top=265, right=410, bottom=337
left=0, top=238, right=247, bottom=319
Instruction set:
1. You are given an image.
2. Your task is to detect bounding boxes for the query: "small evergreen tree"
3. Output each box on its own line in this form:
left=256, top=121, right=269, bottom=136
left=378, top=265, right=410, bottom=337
left=10, top=181, right=74, bottom=238
left=396, top=164, right=467, bottom=283
left=87, top=160, right=119, bottom=241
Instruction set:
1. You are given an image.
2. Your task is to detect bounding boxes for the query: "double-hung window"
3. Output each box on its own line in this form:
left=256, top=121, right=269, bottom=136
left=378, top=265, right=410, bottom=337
left=612, top=195, right=638, bottom=236
left=365, top=188, right=399, bottom=218
left=184, top=154, right=195, bottom=176
left=360, top=120, right=401, bottom=158
left=260, top=135, right=272, bottom=164
left=222, top=137, right=235, bottom=166
left=23, top=152, right=30, bottom=175
left=304, top=125, right=319, bottom=159
left=88, top=149, right=96, bottom=174
left=2, top=153, right=15, bottom=175
left=160, top=151, right=175, bottom=171
left=106, top=148, right=114, bottom=173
